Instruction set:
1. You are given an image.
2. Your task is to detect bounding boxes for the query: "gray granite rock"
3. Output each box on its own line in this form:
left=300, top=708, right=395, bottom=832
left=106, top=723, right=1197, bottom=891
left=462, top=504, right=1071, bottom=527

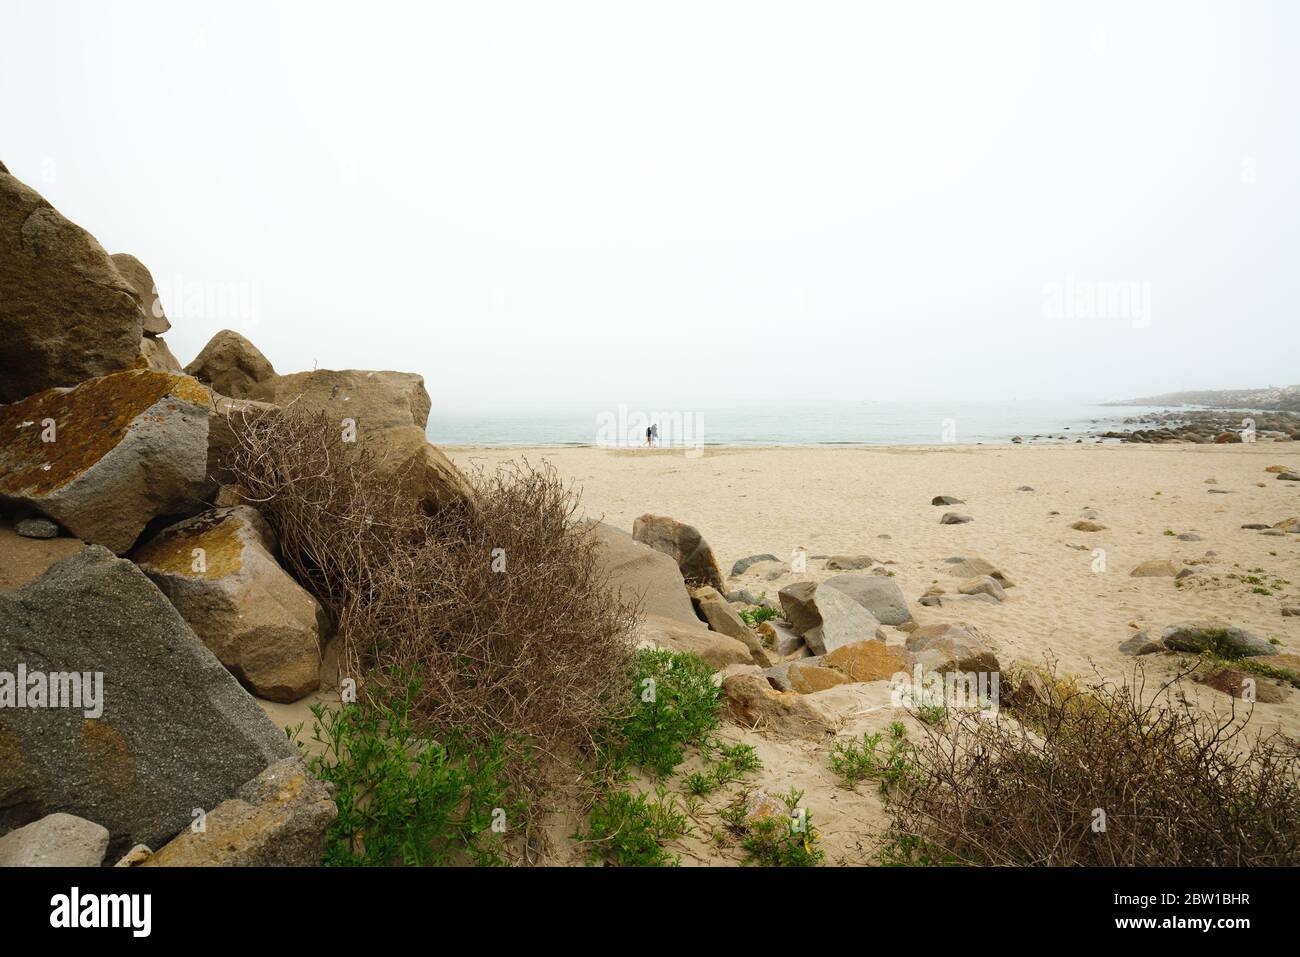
left=0, top=546, right=296, bottom=860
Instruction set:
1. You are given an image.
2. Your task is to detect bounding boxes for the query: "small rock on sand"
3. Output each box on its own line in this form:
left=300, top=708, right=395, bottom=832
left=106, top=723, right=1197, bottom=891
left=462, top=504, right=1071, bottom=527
left=1130, top=560, right=1177, bottom=578
left=825, top=554, right=874, bottom=570
left=1118, top=631, right=1163, bottom=656
left=1161, top=622, right=1274, bottom=657
left=730, top=554, right=779, bottom=577
left=14, top=516, right=59, bottom=539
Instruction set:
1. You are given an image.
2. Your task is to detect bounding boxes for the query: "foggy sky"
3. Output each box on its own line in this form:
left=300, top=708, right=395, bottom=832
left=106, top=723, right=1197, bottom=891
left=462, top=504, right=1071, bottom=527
left=4, top=1, right=1297, bottom=411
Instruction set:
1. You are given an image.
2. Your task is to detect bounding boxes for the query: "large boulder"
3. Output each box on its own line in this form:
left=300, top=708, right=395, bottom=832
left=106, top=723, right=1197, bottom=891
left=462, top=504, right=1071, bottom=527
left=1160, top=622, right=1275, bottom=658
left=777, top=580, right=883, bottom=654
left=823, top=573, right=914, bottom=625
left=141, top=759, right=334, bottom=867
left=786, top=662, right=849, bottom=694
left=133, top=507, right=326, bottom=702
left=757, top=618, right=805, bottom=657
left=632, top=514, right=725, bottom=592
left=0, top=369, right=213, bottom=553
left=110, top=253, right=170, bottom=336
left=776, top=581, right=822, bottom=634
left=138, top=334, right=183, bottom=373
left=0, top=170, right=143, bottom=402
left=636, top=613, right=751, bottom=669
left=0, top=813, right=109, bottom=867
left=588, top=522, right=698, bottom=625
left=184, top=329, right=277, bottom=400
left=262, top=369, right=474, bottom=513
left=722, top=673, right=837, bottom=739
left=824, top=640, right=909, bottom=682
left=0, top=547, right=297, bottom=859
left=803, top=585, right=883, bottom=655
left=905, top=623, right=1000, bottom=674
left=688, top=589, right=745, bottom=640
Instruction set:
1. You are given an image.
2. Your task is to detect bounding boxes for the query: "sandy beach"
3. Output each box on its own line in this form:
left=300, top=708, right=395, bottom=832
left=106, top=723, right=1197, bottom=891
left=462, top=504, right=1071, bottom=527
left=451, top=442, right=1300, bottom=736
left=452, top=442, right=1300, bottom=863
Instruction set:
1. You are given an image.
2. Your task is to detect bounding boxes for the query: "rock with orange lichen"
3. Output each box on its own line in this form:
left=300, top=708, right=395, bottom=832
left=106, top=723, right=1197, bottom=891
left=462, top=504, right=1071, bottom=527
left=0, top=170, right=145, bottom=402
left=135, top=507, right=325, bottom=703
left=723, top=673, right=837, bottom=739
left=823, top=640, right=909, bottom=683
left=0, top=369, right=212, bottom=553
left=787, top=662, right=850, bottom=694
left=142, top=759, right=335, bottom=867
left=0, top=546, right=295, bottom=860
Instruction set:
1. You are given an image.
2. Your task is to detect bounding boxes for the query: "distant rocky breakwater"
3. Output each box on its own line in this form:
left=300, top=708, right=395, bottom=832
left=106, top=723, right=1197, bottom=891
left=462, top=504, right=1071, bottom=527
left=1090, top=409, right=1300, bottom=444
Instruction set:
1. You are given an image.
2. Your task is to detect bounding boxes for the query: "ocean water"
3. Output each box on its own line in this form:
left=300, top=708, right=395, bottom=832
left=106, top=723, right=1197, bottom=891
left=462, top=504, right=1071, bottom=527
left=426, top=400, right=1177, bottom=447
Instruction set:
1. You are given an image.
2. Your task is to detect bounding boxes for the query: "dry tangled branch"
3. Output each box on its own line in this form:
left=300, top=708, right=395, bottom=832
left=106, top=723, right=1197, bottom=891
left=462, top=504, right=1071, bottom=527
left=222, top=407, right=638, bottom=814
left=885, top=663, right=1300, bottom=866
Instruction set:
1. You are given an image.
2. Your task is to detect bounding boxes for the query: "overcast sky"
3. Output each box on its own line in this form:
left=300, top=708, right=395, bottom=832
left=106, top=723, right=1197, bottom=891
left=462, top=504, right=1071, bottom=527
left=4, top=1, right=1297, bottom=410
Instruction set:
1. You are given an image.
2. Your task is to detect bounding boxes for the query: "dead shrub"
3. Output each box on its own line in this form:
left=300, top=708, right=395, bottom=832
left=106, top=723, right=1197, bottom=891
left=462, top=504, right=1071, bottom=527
left=884, top=664, right=1300, bottom=866
left=224, top=407, right=639, bottom=823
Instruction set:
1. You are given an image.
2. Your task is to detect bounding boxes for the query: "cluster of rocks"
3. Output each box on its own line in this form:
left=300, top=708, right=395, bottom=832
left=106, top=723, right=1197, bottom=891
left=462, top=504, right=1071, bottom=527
left=612, top=514, right=1004, bottom=738
left=0, top=162, right=478, bottom=865
left=1118, top=622, right=1297, bottom=703
left=1092, top=409, right=1300, bottom=444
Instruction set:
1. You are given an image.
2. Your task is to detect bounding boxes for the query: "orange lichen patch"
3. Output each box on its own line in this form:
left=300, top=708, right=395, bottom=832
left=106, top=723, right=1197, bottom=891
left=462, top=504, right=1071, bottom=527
left=788, top=663, right=850, bottom=694
left=824, top=640, right=908, bottom=682
left=80, top=719, right=134, bottom=790
left=0, top=370, right=211, bottom=497
left=0, top=726, right=29, bottom=784
left=132, top=511, right=247, bottom=579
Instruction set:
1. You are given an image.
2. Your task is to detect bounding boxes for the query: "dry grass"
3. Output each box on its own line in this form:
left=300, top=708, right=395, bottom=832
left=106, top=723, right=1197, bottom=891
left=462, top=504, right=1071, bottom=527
left=223, top=407, right=639, bottom=822
left=884, top=663, right=1300, bottom=866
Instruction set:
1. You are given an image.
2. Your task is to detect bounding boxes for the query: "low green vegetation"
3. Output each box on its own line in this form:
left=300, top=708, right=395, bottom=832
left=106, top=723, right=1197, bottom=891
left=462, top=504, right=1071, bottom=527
left=738, top=604, right=778, bottom=627
left=295, top=672, right=519, bottom=867
left=577, top=647, right=728, bottom=866
left=600, top=647, right=723, bottom=777
left=684, top=741, right=762, bottom=797
left=830, top=722, right=919, bottom=793
left=722, top=788, right=823, bottom=866
left=573, top=787, right=688, bottom=867
left=1202, top=651, right=1300, bottom=689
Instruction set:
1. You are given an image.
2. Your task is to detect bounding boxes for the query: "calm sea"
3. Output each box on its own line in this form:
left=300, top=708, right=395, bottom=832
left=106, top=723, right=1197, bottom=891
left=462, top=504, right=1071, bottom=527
left=427, top=400, right=1178, bottom=447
